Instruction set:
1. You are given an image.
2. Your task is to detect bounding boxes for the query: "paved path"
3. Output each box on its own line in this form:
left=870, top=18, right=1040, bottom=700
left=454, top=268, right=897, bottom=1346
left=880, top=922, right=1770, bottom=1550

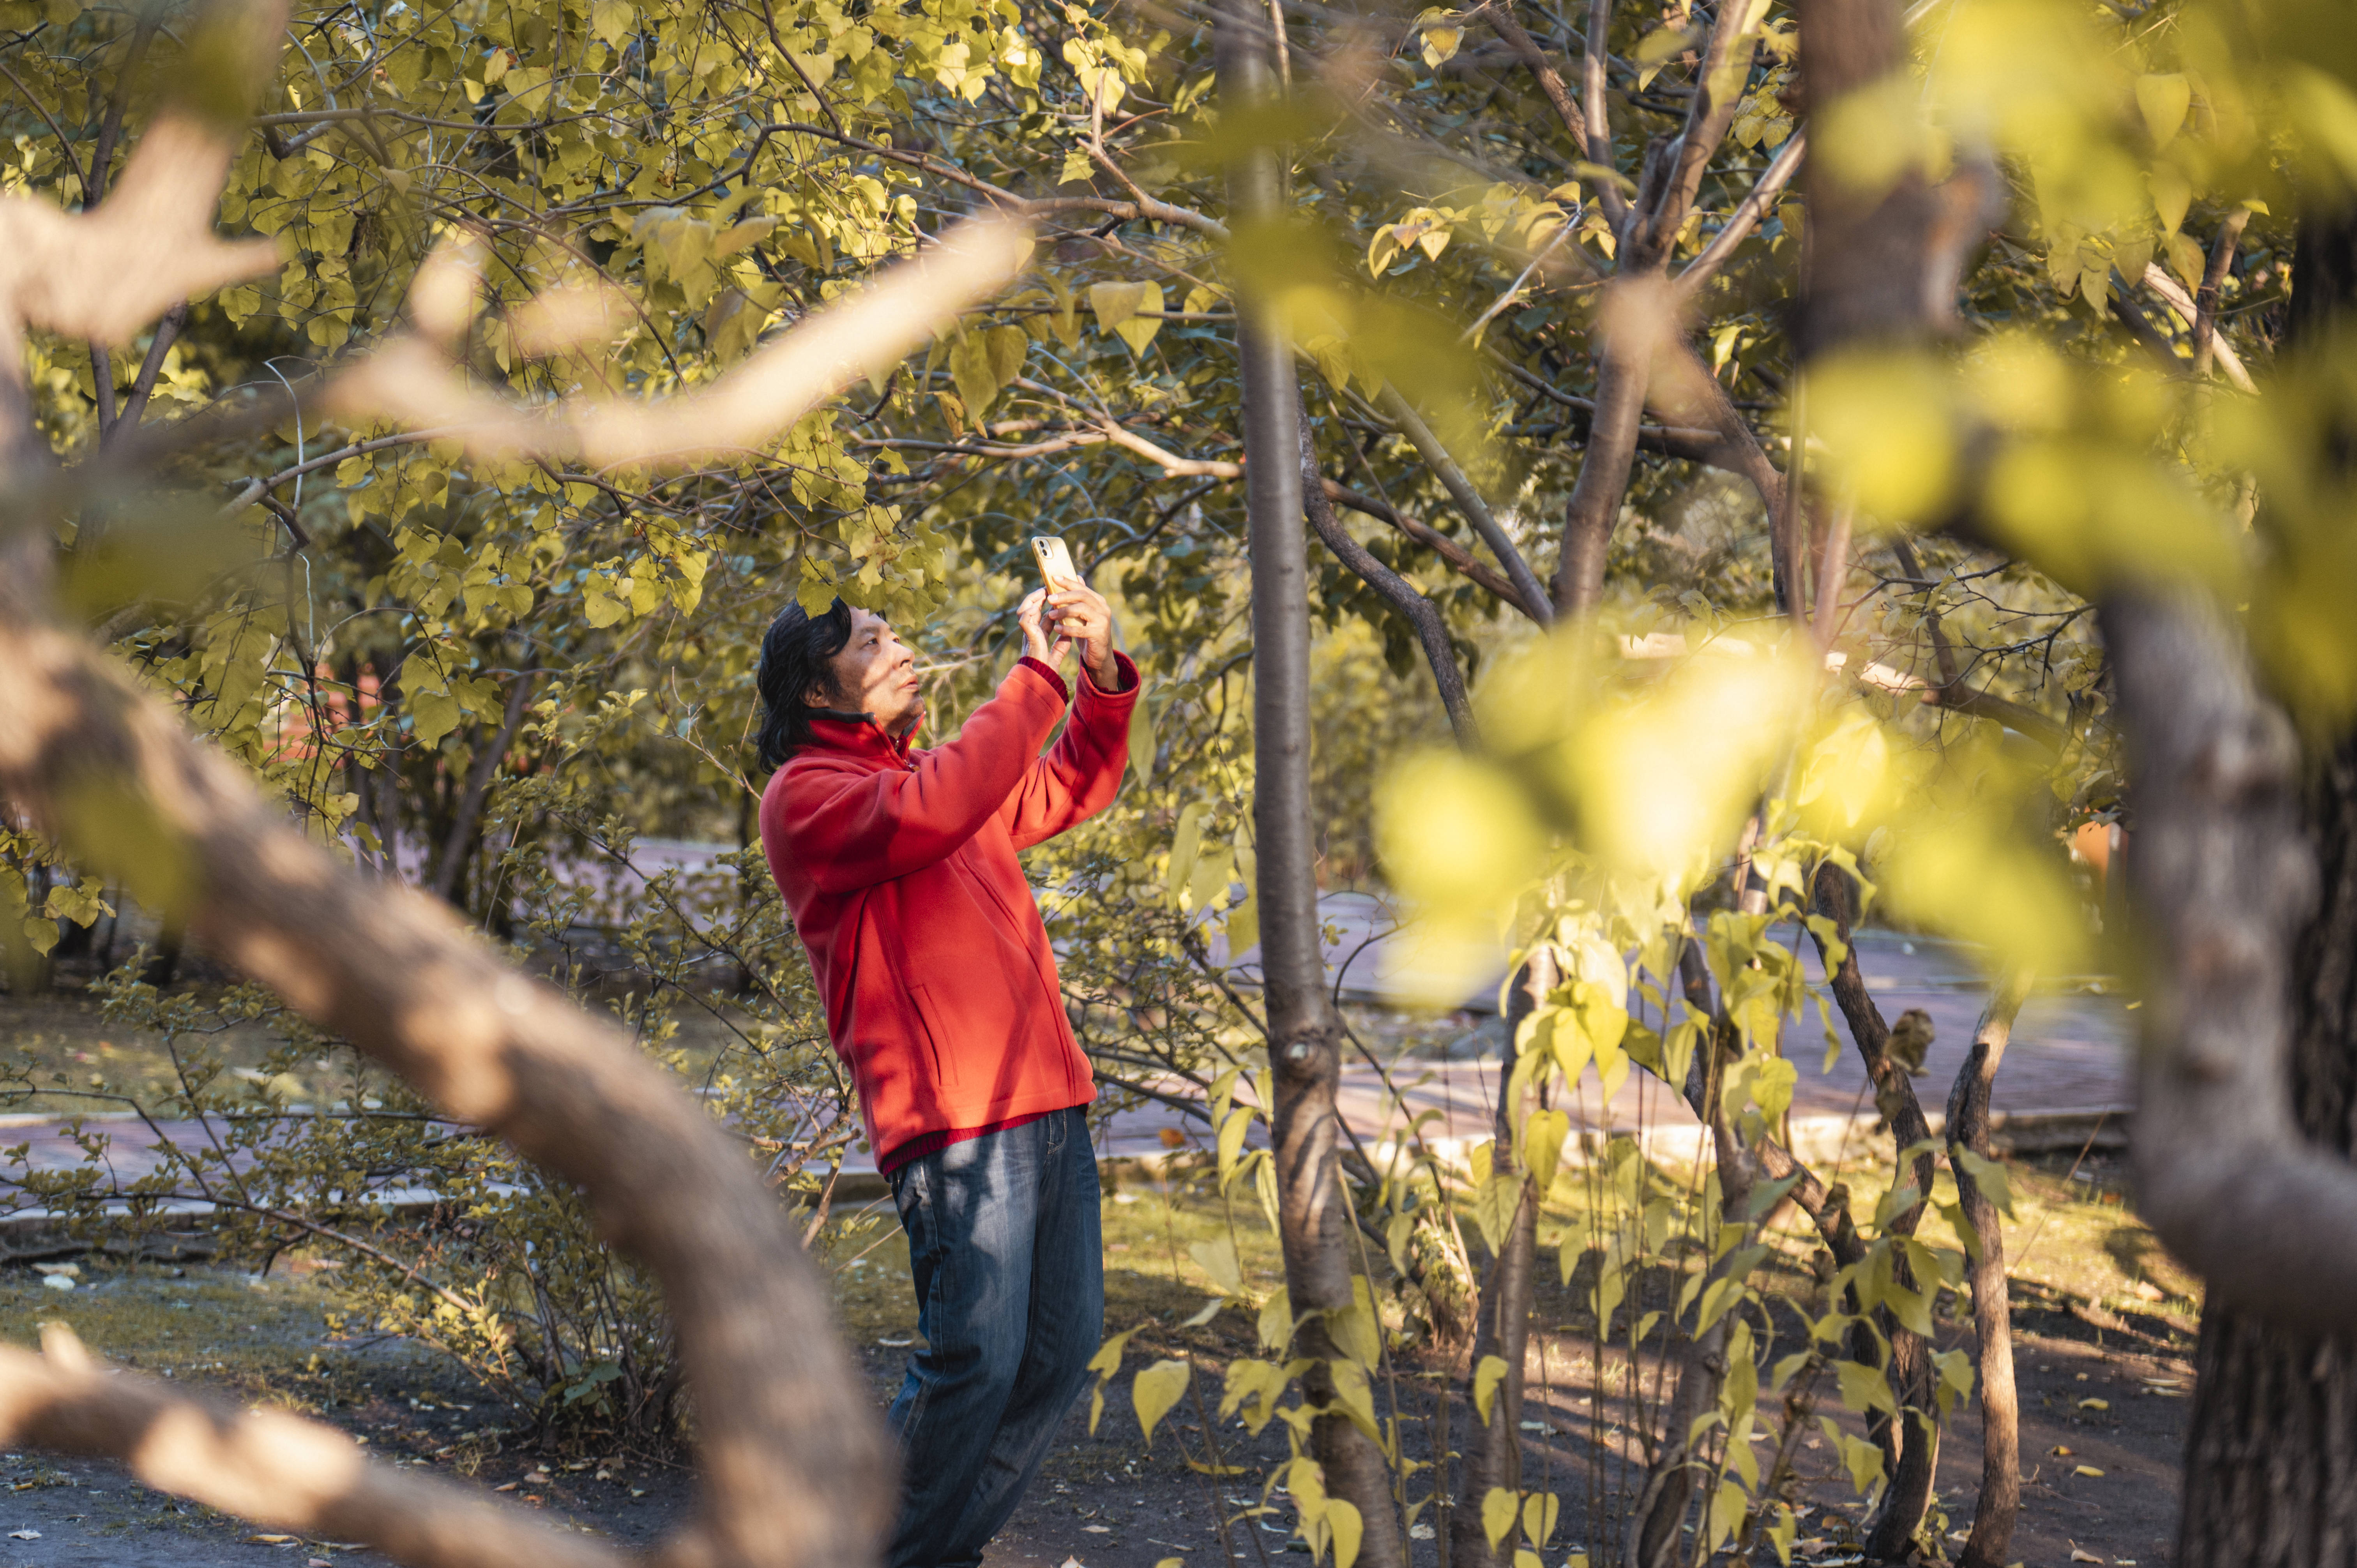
left=1093, top=922, right=2129, bottom=1168
left=0, top=923, right=2131, bottom=1213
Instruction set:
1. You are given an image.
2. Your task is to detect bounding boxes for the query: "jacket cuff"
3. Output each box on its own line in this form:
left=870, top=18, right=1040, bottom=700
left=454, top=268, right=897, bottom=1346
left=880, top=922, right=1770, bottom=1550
left=1016, top=656, right=1070, bottom=704
left=1081, top=650, right=1140, bottom=699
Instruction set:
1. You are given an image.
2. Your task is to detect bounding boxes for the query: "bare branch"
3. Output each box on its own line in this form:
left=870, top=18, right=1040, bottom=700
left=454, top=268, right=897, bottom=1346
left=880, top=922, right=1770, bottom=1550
left=1300, top=410, right=1477, bottom=745
left=1673, top=131, right=1806, bottom=301
left=2192, top=209, right=2252, bottom=380
left=2139, top=262, right=2258, bottom=394
left=1373, top=384, right=1553, bottom=623
left=1321, top=479, right=1544, bottom=620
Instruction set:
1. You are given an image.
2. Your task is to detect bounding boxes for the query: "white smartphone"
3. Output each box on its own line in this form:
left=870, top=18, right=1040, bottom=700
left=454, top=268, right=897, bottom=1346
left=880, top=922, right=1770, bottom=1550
left=1030, top=535, right=1079, bottom=590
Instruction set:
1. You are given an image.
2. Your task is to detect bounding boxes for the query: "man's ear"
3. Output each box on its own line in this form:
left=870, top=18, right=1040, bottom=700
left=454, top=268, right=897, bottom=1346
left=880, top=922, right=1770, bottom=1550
left=802, top=679, right=834, bottom=709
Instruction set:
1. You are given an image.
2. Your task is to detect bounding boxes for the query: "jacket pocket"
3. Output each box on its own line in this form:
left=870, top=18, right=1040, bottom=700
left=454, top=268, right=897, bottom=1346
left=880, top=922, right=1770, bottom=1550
left=910, top=982, right=959, bottom=1090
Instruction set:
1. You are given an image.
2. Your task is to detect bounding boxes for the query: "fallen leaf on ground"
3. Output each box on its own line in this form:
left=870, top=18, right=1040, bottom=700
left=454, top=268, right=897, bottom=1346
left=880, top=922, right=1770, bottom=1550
left=1083, top=1525, right=1113, bottom=1533
left=246, top=1535, right=297, bottom=1545
left=7, top=1529, right=38, bottom=1541
left=493, top=1481, right=519, bottom=1493
left=2050, top=1445, right=2074, bottom=1456
left=2078, top=1398, right=2110, bottom=1411
left=2070, top=1550, right=2101, bottom=1564
left=2074, top=1465, right=2107, bottom=1478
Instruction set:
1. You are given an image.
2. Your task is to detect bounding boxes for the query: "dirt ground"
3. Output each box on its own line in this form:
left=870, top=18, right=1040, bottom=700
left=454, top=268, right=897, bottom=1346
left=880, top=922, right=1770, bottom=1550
left=0, top=984, right=2199, bottom=1568
left=0, top=1142, right=2192, bottom=1568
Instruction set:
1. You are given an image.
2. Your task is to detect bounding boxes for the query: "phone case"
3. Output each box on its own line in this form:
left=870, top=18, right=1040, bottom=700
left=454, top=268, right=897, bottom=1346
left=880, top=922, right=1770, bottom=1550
left=1030, top=536, right=1078, bottom=587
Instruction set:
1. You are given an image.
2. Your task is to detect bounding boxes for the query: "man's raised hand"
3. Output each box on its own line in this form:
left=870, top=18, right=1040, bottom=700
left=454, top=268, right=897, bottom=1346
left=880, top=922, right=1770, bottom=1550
left=1045, top=577, right=1119, bottom=689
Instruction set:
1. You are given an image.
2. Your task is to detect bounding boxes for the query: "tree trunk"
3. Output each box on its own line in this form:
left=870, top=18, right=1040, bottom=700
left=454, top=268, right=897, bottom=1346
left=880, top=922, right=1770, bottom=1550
left=1807, top=864, right=1938, bottom=1559
left=1219, top=12, right=1405, bottom=1565
left=2176, top=201, right=2357, bottom=1568
left=1449, top=952, right=1554, bottom=1568
left=1947, top=971, right=2029, bottom=1568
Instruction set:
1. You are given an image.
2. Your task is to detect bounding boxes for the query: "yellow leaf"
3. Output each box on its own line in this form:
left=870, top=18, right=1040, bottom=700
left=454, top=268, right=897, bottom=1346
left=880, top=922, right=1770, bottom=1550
left=1523, top=1107, right=1569, bottom=1196
left=986, top=323, right=1028, bottom=388
left=949, top=331, right=1002, bottom=418
left=1217, top=1106, right=1254, bottom=1188
left=1473, top=1354, right=1510, bottom=1426
left=590, top=0, right=631, bottom=48
left=1132, top=1358, right=1191, bottom=1445
left=1521, top=1491, right=1558, bottom=1548
left=1481, top=1487, right=1518, bottom=1550
left=1256, top=1285, right=1293, bottom=1353
left=2135, top=72, right=2192, bottom=148
left=1090, top=279, right=1146, bottom=333
left=2149, top=165, right=2192, bottom=236
left=1115, top=281, right=1165, bottom=355
left=2073, top=1464, right=2106, bottom=1478
left=1327, top=1499, right=1363, bottom=1568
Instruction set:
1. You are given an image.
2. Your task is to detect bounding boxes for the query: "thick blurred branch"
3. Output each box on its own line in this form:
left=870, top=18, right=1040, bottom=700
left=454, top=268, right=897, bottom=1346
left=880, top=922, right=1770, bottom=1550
left=0, top=1325, right=622, bottom=1568
left=0, top=537, right=894, bottom=1568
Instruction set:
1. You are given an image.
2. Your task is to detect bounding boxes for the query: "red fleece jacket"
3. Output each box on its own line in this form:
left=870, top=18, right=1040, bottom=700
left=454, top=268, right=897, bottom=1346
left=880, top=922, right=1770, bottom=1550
left=759, top=653, right=1139, bottom=1168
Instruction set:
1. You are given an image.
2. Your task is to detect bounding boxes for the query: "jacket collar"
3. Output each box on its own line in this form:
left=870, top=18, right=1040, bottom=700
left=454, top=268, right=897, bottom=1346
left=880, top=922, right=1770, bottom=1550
left=801, top=709, right=919, bottom=764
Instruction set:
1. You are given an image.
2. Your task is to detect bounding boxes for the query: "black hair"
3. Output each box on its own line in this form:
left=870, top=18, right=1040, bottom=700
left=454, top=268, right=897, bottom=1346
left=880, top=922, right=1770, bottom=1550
left=754, top=597, right=856, bottom=771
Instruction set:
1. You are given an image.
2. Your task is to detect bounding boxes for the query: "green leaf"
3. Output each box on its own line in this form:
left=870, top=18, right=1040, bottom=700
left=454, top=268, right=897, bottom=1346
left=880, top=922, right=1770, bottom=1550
left=1836, top=1358, right=1896, bottom=1417
left=1188, top=1235, right=1241, bottom=1294
left=1523, top=1107, right=1569, bottom=1197
left=409, top=687, right=462, bottom=749
left=1133, top=1358, right=1191, bottom=1445
left=1952, top=1145, right=2016, bottom=1218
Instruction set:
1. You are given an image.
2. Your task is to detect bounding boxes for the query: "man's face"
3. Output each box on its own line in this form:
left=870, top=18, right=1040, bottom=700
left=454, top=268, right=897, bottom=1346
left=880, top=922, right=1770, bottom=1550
left=810, top=607, right=922, bottom=734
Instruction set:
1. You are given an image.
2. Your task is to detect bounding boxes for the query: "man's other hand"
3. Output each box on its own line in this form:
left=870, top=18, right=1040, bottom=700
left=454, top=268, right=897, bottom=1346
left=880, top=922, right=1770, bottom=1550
left=1018, top=588, right=1061, bottom=670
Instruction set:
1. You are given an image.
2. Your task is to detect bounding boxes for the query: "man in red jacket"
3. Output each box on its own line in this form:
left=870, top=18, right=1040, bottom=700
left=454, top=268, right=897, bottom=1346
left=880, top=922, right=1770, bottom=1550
left=756, top=576, right=1137, bottom=1568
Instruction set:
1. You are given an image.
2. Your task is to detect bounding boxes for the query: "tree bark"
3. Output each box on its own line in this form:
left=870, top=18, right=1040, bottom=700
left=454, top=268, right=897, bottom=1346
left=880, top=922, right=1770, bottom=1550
left=428, top=667, right=535, bottom=907
left=2168, top=200, right=2357, bottom=1567
left=1449, top=952, right=1553, bottom=1568
left=1946, top=971, right=2029, bottom=1568
left=1221, top=11, right=1406, bottom=1564
left=1550, top=0, right=1763, bottom=616
left=1792, top=0, right=1991, bottom=358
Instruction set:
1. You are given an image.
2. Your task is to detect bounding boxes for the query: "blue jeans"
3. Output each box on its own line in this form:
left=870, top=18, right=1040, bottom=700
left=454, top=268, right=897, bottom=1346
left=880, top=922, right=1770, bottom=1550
left=884, top=1106, right=1104, bottom=1568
